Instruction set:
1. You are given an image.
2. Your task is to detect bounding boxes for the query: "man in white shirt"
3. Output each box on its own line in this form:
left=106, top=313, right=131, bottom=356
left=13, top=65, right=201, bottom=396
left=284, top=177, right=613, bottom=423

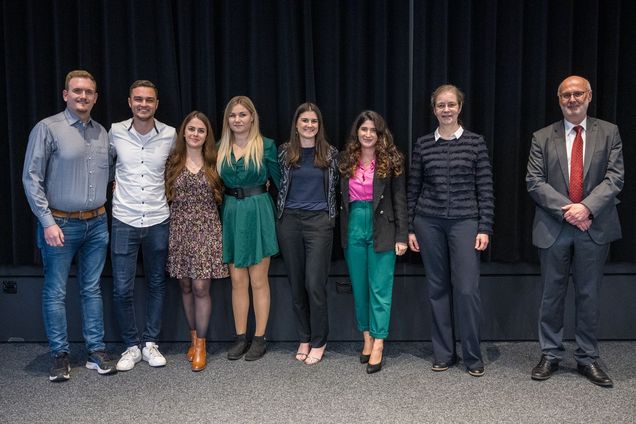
left=109, top=80, right=176, bottom=371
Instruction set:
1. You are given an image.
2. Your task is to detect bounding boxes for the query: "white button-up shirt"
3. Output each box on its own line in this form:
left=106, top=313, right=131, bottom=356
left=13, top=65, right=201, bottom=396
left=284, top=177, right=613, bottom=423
left=109, top=118, right=176, bottom=228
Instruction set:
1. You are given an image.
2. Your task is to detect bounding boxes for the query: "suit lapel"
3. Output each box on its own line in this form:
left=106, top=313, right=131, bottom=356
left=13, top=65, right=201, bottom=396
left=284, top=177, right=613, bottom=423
left=373, top=169, right=385, bottom=211
left=553, top=122, right=569, bottom=187
left=583, top=118, right=599, bottom=179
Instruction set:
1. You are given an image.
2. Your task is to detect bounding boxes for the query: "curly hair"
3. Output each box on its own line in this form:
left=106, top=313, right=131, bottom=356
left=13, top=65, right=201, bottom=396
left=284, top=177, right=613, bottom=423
left=283, top=102, right=331, bottom=169
left=166, top=111, right=224, bottom=205
left=338, top=110, right=404, bottom=178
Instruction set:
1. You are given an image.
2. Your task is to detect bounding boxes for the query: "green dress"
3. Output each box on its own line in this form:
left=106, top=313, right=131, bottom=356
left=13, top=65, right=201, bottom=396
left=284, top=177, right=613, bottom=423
left=220, top=137, right=281, bottom=268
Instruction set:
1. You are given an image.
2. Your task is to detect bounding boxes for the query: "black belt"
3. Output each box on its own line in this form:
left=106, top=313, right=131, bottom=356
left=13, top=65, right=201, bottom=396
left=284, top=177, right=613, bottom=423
left=225, top=185, right=267, bottom=199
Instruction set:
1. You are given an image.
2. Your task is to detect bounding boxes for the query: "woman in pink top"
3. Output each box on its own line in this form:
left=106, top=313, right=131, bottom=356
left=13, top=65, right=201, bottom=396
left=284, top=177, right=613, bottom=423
left=338, top=110, right=408, bottom=374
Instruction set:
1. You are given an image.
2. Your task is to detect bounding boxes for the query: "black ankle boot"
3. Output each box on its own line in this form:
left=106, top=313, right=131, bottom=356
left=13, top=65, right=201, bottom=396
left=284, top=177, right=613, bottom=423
left=244, top=335, right=267, bottom=361
left=227, top=334, right=249, bottom=360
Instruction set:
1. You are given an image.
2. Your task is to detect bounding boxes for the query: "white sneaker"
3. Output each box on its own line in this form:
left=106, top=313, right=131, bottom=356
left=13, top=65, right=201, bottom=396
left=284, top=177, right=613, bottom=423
left=116, top=346, right=142, bottom=371
left=142, top=342, right=166, bottom=367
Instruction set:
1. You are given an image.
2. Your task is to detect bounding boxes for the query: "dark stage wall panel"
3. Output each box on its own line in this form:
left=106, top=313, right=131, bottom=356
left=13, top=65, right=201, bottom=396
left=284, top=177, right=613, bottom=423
left=2, top=0, right=636, bottom=266
left=1, top=261, right=634, bottom=342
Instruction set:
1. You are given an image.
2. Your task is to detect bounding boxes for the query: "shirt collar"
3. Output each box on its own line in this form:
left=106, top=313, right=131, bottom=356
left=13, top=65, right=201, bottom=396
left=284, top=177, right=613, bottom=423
left=127, top=119, right=159, bottom=135
left=564, top=117, right=587, bottom=135
left=64, top=108, right=93, bottom=127
left=434, top=126, right=464, bottom=141
left=357, top=159, right=376, bottom=171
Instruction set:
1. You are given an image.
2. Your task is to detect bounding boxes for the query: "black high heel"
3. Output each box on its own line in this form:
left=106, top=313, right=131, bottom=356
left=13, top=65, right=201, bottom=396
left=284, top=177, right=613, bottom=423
left=359, top=353, right=371, bottom=364
left=366, top=361, right=382, bottom=374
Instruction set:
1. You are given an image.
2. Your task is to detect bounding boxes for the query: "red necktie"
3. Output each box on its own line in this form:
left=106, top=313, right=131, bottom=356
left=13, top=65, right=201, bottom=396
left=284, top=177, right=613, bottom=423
left=569, top=125, right=584, bottom=203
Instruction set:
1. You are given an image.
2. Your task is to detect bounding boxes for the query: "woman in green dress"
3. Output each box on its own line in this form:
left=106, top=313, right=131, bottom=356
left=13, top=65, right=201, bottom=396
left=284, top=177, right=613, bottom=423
left=216, top=96, right=281, bottom=361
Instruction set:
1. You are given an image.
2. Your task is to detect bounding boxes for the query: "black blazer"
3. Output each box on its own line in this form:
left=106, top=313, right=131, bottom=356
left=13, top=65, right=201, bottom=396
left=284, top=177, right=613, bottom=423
left=339, top=169, right=408, bottom=252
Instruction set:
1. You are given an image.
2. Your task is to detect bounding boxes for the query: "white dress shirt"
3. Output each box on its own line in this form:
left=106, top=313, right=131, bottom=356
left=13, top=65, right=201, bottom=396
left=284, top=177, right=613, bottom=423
left=109, top=118, right=176, bottom=228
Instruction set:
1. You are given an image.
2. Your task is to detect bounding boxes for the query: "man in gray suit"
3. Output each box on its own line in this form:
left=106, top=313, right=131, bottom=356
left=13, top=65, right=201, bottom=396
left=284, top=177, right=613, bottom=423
left=526, top=75, right=624, bottom=387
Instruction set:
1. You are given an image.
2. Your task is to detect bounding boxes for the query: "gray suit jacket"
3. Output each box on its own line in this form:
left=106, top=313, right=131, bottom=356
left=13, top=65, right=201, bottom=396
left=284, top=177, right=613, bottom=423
left=526, top=117, right=624, bottom=248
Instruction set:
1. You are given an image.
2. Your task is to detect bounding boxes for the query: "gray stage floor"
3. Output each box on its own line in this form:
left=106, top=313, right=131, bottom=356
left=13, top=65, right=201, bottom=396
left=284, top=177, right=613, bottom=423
left=1, top=341, right=634, bottom=423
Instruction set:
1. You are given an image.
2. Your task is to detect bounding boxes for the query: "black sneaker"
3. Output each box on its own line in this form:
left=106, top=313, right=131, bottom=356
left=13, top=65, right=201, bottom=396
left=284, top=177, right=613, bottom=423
left=86, top=350, right=117, bottom=375
left=49, top=352, right=71, bottom=382
left=227, top=334, right=250, bottom=360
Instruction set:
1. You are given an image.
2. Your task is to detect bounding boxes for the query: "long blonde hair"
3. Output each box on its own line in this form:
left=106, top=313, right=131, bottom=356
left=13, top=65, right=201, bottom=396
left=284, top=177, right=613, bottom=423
left=216, top=96, right=264, bottom=173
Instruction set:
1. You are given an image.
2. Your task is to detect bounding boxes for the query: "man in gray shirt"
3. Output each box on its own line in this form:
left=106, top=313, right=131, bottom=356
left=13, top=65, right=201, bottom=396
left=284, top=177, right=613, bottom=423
left=22, top=70, right=117, bottom=382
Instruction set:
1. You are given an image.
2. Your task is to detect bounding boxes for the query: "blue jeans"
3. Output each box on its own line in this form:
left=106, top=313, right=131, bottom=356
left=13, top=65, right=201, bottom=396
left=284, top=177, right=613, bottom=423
left=111, top=217, right=169, bottom=347
left=37, top=213, right=109, bottom=356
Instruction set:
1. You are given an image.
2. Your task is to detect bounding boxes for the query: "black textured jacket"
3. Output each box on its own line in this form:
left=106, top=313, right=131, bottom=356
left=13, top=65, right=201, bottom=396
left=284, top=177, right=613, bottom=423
left=407, top=130, right=494, bottom=234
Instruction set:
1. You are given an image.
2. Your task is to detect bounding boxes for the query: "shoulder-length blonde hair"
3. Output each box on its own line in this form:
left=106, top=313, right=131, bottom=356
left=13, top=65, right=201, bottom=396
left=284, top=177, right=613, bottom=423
left=166, top=111, right=224, bottom=205
left=338, top=110, right=404, bottom=178
left=216, top=95, right=264, bottom=173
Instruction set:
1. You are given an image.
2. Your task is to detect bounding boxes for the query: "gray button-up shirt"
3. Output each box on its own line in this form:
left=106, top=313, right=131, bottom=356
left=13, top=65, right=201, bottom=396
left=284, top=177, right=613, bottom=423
left=22, top=108, right=112, bottom=228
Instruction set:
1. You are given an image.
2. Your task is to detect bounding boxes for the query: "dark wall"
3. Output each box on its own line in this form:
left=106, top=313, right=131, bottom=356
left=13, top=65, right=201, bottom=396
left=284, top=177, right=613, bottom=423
left=2, top=0, right=635, bottom=266
left=2, top=260, right=635, bottom=342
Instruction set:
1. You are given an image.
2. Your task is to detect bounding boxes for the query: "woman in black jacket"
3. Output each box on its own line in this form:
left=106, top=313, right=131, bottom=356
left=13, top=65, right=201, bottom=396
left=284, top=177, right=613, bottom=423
left=339, top=110, right=408, bottom=374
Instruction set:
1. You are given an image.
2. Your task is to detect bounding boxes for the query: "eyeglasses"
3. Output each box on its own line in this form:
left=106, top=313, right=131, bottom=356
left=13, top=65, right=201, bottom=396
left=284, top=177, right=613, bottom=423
left=558, top=90, right=589, bottom=100
left=435, top=102, right=459, bottom=110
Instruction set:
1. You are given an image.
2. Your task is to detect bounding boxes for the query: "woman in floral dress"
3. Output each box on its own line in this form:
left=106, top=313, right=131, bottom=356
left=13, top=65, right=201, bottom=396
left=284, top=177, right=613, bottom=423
left=166, top=111, right=228, bottom=371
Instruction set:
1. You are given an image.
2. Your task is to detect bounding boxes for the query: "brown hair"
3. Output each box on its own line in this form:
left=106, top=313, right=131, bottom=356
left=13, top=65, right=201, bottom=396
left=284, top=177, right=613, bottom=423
left=65, top=70, right=96, bottom=90
left=430, top=84, right=464, bottom=109
left=165, top=111, right=223, bottom=205
left=338, top=110, right=404, bottom=178
left=283, top=102, right=331, bottom=168
left=129, top=80, right=159, bottom=97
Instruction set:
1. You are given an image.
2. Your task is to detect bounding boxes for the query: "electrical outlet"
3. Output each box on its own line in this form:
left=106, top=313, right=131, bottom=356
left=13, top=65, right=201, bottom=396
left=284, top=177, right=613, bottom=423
left=2, top=280, right=17, bottom=294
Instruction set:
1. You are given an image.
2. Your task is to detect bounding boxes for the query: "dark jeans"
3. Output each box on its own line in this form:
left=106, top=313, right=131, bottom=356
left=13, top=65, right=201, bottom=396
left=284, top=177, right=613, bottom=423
left=111, top=217, right=169, bottom=347
left=277, top=209, right=333, bottom=348
left=414, top=215, right=483, bottom=369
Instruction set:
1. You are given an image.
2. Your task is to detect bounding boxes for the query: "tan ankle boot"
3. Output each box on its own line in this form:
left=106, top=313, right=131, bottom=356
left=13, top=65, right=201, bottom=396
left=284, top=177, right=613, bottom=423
left=187, top=330, right=197, bottom=362
left=192, top=338, right=206, bottom=371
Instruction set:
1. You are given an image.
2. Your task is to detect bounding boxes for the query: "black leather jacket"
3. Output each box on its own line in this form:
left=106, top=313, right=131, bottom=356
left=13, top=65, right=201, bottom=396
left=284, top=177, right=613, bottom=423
left=276, top=143, right=339, bottom=221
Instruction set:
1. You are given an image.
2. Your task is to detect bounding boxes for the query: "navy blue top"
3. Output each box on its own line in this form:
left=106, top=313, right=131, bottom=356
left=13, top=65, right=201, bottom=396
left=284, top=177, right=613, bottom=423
left=285, top=147, right=328, bottom=211
left=407, top=130, right=494, bottom=234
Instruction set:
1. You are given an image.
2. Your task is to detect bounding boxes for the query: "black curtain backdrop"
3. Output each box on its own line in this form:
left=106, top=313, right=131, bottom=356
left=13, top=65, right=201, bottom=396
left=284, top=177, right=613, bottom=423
left=1, top=0, right=634, bottom=266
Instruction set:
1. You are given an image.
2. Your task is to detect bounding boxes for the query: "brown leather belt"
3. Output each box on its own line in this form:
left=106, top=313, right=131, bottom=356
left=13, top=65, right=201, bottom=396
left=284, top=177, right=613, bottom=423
left=50, top=206, right=106, bottom=220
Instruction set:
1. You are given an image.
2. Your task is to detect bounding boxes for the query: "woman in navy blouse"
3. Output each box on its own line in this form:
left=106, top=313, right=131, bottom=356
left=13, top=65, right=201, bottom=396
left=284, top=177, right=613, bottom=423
left=276, top=102, right=338, bottom=365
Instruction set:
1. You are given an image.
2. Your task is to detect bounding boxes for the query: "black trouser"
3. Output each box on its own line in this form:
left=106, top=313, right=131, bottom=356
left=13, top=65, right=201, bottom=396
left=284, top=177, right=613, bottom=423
left=277, top=209, right=334, bottom=348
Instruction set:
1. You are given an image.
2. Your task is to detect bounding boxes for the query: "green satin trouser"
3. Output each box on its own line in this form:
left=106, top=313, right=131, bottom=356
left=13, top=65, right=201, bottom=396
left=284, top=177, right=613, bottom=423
left=344, top=201, right=396, bottom=339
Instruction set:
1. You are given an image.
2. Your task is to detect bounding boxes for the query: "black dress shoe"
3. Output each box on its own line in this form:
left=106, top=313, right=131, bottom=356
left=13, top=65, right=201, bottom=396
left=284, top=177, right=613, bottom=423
left=431, top=357, right=457, bottom=372
left=577, top=362, right=613, bottom=387
left=531, top=355, right=559, bottom=380
left=468, top=367, right=485, bottom=377
left=366, top=361, right=382, bottom=374
left=359, top=353, right=371, bottom=364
